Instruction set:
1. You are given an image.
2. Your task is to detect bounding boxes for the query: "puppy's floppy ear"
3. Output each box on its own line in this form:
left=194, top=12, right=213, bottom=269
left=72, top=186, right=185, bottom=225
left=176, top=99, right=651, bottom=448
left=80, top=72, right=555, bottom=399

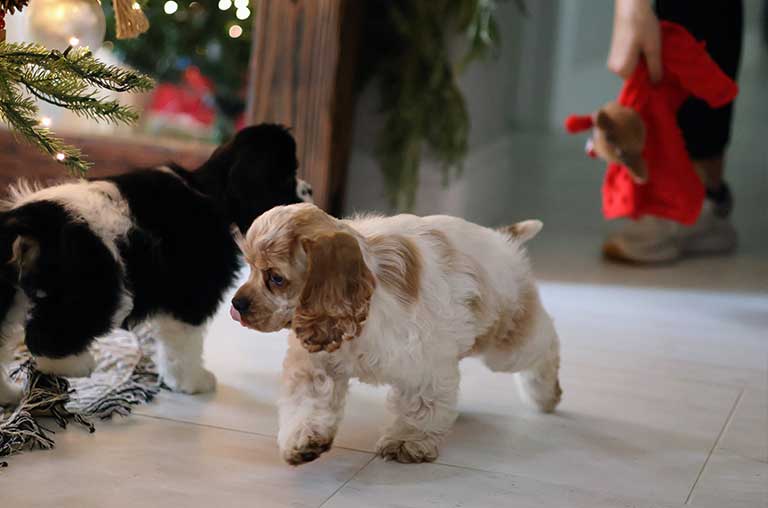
left=293, top=232, right=375, bottom=353
left=10, top=235, right=40, bottom=276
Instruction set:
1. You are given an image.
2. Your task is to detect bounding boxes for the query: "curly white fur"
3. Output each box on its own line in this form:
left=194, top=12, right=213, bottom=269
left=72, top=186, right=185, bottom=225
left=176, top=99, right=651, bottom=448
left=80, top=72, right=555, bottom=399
left=239, top=205, right=562, bottom=465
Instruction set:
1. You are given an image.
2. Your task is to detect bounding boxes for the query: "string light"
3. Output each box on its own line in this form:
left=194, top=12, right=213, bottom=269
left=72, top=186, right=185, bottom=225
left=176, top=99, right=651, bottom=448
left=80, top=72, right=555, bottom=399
left=228, top=24, right=243, bottom=38
left=233, top=0, right=248, bottom=8
left=218, top=0, right=232, bottom=10
left=235, top=6, right=250, bottom=19
left=163, top=0, right=178, bottom=14
left=39, top=117, right=52, bottom=127
left=55, top=153, right=66, bottom=161
left=132, top=2, right=141, bottom=9
left=68, top=36, right=80, bottom=47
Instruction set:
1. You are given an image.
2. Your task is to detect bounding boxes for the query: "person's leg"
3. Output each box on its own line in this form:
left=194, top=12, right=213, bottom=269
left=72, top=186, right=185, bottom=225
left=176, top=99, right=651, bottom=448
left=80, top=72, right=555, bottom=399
left=656, top=0, right=744, bottom=208
left=605, top=1, right=745, bottom=264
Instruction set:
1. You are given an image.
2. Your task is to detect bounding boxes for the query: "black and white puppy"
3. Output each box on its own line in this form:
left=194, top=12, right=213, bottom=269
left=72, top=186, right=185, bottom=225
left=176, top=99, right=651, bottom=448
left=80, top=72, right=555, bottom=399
left=0, top=124, right=312, bottom=404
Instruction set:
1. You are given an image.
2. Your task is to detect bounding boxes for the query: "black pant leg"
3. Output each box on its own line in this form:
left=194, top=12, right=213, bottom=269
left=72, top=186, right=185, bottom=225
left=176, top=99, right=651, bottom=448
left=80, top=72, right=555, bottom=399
left=655, top=0, right=744, bottom=159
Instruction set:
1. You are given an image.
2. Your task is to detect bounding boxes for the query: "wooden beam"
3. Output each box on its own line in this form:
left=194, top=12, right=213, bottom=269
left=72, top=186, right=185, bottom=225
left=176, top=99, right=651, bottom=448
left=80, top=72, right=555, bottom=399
left=245, top=0, right=359, bottom=214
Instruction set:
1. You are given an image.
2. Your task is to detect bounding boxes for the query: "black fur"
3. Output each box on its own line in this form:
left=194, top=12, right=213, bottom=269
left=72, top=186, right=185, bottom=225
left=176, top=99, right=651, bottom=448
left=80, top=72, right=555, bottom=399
left=0, top=202, right=121, bottom=358
left=0, top=124, right=304, bottom=359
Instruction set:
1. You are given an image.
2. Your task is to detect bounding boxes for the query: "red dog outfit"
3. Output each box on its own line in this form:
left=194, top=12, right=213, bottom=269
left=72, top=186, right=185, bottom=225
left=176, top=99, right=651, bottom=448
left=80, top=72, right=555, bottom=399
left=566, top=21, right=738, bottom=225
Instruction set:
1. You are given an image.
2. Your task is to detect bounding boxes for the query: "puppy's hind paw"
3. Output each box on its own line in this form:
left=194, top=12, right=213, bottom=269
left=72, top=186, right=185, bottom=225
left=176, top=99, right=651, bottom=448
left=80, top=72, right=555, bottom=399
left=376, top=434, right=440, bottom=464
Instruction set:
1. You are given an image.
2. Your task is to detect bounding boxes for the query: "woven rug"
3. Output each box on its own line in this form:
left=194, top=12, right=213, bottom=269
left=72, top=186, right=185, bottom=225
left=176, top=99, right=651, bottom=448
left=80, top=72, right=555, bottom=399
left=0, top=325, right=161, bottom=468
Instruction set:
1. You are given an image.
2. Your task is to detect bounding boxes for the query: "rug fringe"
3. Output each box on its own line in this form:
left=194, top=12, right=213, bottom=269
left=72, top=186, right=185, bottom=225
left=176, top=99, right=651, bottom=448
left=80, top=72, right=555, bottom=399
left=0, top=361, right=94, bottom=461
left=72, top=364, right=160, bottom=419
left=1, top=329, right=161, bottom=466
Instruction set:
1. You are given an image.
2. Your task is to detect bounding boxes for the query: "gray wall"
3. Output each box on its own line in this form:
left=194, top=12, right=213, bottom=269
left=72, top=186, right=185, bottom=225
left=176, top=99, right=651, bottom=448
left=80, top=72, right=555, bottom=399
left=344, top=0, right=766, bottom=214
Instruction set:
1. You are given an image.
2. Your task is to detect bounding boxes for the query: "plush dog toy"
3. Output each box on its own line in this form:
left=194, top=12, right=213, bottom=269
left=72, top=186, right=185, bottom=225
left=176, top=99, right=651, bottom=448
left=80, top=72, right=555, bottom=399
left=565, top=21, right=738, bottom=225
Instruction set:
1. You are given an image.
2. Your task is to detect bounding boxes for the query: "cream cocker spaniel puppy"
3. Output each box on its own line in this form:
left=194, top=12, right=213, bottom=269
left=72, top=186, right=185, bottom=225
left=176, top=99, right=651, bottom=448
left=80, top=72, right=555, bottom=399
left=231, top=203, right=562, bottom=465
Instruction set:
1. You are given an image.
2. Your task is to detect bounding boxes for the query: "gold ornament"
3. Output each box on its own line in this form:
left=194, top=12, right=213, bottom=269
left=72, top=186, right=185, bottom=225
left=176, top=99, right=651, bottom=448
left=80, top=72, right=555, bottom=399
left=27, top=0, right=106, bottom=50
left=113, top=0, right=149, bottom=40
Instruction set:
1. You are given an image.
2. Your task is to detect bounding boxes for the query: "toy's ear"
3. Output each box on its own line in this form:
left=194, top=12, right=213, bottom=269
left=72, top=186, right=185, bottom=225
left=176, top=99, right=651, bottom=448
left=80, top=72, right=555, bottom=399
left=621, top=153, right=649, bottom=183
left=595, top=109, right=615, bottom=132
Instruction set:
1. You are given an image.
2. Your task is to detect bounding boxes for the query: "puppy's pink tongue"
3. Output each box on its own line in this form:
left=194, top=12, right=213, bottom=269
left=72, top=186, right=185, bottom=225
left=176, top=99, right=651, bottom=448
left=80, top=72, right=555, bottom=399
left=229, top=306, right=242, bottom=323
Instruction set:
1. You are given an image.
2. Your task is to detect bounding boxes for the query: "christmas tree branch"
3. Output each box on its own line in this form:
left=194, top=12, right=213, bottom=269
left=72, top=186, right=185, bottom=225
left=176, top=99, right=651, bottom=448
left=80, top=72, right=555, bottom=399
left=362, top=0, right=512, bottom=210
left=0, top=41, right=153, bottom=175
left=0, top=80, right=90, bottom=173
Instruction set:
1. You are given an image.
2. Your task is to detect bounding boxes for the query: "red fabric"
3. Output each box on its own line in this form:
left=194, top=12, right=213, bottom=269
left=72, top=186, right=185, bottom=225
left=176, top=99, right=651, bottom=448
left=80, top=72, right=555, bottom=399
left=565, top=114, right=594, bottom=133
left=148, top=66, right=246, bottom=132
left=149, top=67, right=217, bottom=126
left=572, top=22, right=738, bottom=225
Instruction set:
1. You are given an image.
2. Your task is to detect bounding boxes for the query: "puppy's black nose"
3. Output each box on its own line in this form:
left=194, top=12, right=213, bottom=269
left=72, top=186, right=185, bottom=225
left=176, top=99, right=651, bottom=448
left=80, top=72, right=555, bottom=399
left=231, top=297, right=250, bottom=313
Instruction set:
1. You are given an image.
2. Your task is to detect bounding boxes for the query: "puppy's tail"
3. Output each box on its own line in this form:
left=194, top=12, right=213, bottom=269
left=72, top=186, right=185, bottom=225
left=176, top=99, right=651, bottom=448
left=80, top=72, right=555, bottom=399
left=498, top=220, right=543, bottom=243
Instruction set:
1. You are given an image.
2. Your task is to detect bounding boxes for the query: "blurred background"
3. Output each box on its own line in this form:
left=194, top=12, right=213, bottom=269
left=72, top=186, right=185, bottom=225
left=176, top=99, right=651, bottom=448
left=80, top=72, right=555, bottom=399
left=1, top=0, right=766, bottom=290
left=1, top=4, right=766, bottom=504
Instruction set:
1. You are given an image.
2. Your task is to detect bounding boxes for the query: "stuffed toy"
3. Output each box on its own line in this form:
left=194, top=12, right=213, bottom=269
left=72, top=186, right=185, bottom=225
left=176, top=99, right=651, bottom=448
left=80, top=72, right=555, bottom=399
left=564, top=21, right=738, bottom=225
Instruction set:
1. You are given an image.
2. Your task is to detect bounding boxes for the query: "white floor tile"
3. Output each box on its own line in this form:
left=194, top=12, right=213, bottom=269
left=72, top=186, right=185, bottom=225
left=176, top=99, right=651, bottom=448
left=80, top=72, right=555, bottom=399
left=322, top=459, right=676, bottom=508
left=689, top=453, right=768, bottom=508
left=688, top=389, right=768, bottom=508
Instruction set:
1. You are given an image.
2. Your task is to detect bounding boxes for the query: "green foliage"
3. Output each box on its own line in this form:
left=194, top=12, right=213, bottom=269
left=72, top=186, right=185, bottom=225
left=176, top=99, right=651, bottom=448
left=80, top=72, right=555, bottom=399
left=104, top=1, right=252, bottom=140
left=0, top=42, right=153, bottom=174
left=360, top=0, right=514, bottom=210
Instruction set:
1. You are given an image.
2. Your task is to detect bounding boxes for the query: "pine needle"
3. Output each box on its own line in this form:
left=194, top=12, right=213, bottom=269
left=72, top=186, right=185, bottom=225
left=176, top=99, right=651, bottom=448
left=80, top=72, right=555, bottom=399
left=361, top=0, right=511, bottom=210
left=0, top=41, right=154, bottom=175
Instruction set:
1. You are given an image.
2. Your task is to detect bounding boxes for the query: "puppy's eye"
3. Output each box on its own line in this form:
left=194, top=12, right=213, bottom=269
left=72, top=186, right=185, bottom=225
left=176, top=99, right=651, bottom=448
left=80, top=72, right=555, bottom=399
left=267, top=271, right=285, bottom=288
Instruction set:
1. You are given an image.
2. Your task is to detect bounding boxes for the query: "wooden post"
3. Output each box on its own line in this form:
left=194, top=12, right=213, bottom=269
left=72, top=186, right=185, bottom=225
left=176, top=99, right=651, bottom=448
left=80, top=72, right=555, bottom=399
left=245, top=0, right=359, bottom=214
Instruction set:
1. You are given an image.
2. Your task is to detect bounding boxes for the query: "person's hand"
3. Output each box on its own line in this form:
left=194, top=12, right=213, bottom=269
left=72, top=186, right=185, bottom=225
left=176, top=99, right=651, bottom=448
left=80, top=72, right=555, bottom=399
left=607, top=0, right=662, bottom=83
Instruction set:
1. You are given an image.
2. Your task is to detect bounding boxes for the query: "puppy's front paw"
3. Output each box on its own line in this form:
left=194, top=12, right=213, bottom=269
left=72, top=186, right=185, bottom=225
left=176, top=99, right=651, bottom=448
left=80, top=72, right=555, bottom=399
left=279, top=426, right=334, bottom=466
left=376, top=434, right=440, bottom=464
left=35, top=351, right=95, bottom=378
left=161, top=366, right=217, bottom=394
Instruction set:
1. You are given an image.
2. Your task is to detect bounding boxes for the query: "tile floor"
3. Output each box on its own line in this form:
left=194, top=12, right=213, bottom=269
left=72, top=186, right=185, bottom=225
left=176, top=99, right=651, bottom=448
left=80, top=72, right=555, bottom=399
left=2, top=14, right=768, bottom=508
left=2, top=255, right=765, bottom=507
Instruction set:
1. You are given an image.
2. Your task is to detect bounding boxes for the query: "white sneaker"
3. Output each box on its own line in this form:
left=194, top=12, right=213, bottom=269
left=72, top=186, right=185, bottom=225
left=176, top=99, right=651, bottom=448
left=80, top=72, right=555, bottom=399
left=679, top=200, right=738, bottom=255
left=603, top=200, right=737, bottom=264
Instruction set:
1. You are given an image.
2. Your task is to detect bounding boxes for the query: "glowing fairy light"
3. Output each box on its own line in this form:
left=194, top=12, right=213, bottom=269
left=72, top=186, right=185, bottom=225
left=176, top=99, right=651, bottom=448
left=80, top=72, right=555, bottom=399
left=228, top=24, right=242, bottom=38
left=235, top=6, right=250, bottom=19
left=218, top=0, right=232, bottom=10
left=40, top=116, right=52, bottom=127
left=68, top=36, right=80, bottom=47
left=164, top=1, right=178, bottom=14
left=55, top=153, right=66, bottom=161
